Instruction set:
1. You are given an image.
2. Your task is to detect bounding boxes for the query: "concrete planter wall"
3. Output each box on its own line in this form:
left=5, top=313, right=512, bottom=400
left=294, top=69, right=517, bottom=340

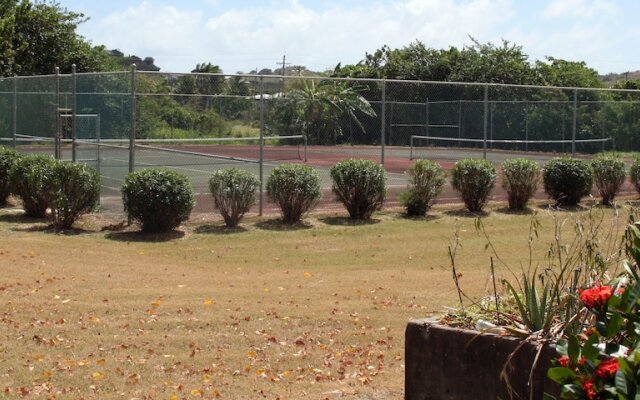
left=405, top=319, right=560, bottom=400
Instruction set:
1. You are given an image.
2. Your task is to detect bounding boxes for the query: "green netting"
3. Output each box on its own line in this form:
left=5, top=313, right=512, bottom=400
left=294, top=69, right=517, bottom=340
left=3, top=71, right=640, bottom=215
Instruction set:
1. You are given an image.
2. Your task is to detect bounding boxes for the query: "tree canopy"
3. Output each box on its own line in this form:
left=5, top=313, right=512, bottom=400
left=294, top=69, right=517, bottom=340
left=0, top=0, right=117, bottom=76
left=333, top=39, right=603, bottom=88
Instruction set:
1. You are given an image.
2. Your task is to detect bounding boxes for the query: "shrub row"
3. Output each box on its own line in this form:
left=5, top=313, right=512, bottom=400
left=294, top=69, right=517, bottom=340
left=73, top=154, right=640, bottom=231
left=123, top=155, right=640, bottom=231
left=3, top=152, right=100, bottom=228
left=121, top=159, right=385, bottom=232
left=6, top=145, right=639, bottom=232
left=451, top=155, right=632, bottom=212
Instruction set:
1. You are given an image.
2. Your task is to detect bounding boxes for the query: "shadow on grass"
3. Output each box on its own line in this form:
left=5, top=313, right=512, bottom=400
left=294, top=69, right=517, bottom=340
left=494, top=207, right=536, bottom=216
left=255, top=218, right=313, bottom=231
left=318, top=216, right=382, bottom=226
left=535, top=203, right=591, bottom=213
left=105, top=230, right=186, bottom=243
left=0, top=212, right=44, bottom=224
left=400, top=213, right=440, bottom=222
left=194, top=224, right=248, bottom=235
left=443, top=209, right=490, bottom=218
left=12, top=224, right=93, bottom=235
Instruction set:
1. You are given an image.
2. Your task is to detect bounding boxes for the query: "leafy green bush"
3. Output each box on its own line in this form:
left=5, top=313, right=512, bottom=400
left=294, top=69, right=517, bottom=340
left=400, top=160, right=445, bottom=216
left=629, top=157, right=640, bottom=195
left=209, top=168, right=259, bottom=227
left=501, top=158, right=541, bottom=210
left=0, top=146, right=20, bottom=206
left=266, top=164, right=321, bottom=223
left=543, top=158, right=593, bottom=206
left=49, top=161, right=100, bottom=229
left=330, top=159, right=386, bottom=220
left=121, top=169, right=195, bottom=232
left=9, top=154, right=56, bottom=217
left=548, top=222, right=640, bottom=399
left=591, top=156, right=626, bottom=205
left=451, top=158, right=497, bottom=212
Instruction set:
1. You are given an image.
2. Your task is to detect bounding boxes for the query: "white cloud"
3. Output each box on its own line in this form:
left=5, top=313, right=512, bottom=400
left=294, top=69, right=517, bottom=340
left=84, top=2, right=206, bottom=69
left=78, top=0, right=639, bottom=74
left=202, top=0, right=513, bottom=72
left=542, top=0, right=619, bottom=19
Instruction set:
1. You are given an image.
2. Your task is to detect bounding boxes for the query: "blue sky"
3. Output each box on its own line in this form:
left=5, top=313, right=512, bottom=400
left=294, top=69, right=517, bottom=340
left=57, top=0, right=640, bottom=74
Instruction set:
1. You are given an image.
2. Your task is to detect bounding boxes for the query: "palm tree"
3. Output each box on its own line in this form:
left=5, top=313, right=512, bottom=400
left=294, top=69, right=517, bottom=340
left=287, top=80, right=376, bottom=144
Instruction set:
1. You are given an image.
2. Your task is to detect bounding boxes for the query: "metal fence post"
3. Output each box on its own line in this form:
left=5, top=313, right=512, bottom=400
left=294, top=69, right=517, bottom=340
left=55, top=67, right=60, bottom=159
left=525, top=106, right=529, bottom=152
left=12, top=76, right=16, bottom=149
left=601, top=112, right=606, bottom=152
left=483, top=84, right=488, bottom=160
left=71, top=64, right=77, bottom=162
left=458, top=100, right=462, bottom=147
left=96, top=115, right=101, bottom=176
left=380, top=80, right=386, bottom=165
left=572, top=88, right=577, bottom=157
left=259, top=76, right=265, bottom=216
left=489, top=102, right=493, bottom=150
left=425, top=97, right=430, bottom=137
left=129, top=64, right=137, bottom=173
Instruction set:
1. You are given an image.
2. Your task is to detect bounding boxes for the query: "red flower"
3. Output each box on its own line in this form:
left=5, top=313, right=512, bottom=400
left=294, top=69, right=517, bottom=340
left=582, top=379, right=598, bottom=400
left=595, top=358, right=619, bottom=379
left=580, top=285, right=614, bottom=309
left=557, top=355, right=570, bottom=367
left=578, top=357, right=586, bottom=366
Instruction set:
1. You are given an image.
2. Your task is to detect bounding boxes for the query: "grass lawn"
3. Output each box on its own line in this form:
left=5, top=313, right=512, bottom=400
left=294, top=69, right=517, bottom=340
left=0, top=202, right=631, bottom=399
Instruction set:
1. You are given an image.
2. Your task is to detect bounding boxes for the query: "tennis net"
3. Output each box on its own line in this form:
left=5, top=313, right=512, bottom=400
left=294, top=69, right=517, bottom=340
left=409, top=135, right=613, bottom=160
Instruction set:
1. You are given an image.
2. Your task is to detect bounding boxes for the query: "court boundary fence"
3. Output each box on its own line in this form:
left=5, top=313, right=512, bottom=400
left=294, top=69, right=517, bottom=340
left=1, top=65, right=639, bottom=215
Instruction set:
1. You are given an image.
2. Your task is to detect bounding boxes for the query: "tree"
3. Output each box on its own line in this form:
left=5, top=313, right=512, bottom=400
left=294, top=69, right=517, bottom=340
left=0, top=0, right=117, bottom=76
left=285, top=80, right=376, bottom=144
left=535, top=57, right=602, bottom=88
left=334, top=39, right=538, bottom=85
left=191, top=62, right=225, bottom=95
left=333, top=39, right=604, bottom=89
left=448, top=39, right=537, bottom=85
left=0, top=0, right=16, bottom=76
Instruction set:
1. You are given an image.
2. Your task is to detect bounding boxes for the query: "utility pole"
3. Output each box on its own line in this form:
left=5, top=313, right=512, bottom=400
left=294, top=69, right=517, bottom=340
left=277, top=54, right=291, bottom=96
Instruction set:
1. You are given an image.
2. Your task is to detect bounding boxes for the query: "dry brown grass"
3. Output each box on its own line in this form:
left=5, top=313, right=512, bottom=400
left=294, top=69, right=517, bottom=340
left=0, top=202, right=630, bottom=399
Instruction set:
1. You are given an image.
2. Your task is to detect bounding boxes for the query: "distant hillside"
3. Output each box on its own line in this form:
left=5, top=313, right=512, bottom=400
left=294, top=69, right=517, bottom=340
left=108, top=49, right=161, bottom=72
left=248, top=65, right=323, bottom=77
left=599, top=70, right=640, bottom=87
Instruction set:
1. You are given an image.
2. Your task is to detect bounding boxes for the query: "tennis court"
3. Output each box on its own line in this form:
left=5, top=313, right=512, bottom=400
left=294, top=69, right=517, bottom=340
left=63, top=135, right=627, bottom=215
left=4, top=132, right=638, bottom=216
left=3, top=70, right=640, bottom=216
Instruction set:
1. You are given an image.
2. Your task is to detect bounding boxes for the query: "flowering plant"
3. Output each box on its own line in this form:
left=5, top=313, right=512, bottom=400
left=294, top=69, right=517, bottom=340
left=547, top=222, right=640, bottom=399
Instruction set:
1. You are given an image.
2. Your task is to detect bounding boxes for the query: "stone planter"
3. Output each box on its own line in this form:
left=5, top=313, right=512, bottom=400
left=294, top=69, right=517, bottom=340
left=405, top=319, right=560, bottom=400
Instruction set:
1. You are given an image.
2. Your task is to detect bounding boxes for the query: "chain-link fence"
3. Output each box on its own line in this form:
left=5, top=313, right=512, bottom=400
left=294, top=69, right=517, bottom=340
left=1, top=67, right=639, bottom=215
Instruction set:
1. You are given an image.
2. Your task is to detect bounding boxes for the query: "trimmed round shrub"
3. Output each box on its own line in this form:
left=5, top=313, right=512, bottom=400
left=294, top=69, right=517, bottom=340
left=0, top=146, right=21, bottom=206
left=121, top=169, right=195, bottom=232
left=451, top=158, right=497, bottom=212
left=591, top=156, right=626, bottom=206
left=543, top=158, right=593, bottom=206
left=330, top=159, right=386, bottom=220
left=209, top=168, right=259, bottom=227
left=266, top=164, right=321, bottom=223
left=400, top=160, right=446, bottom=216
left=631, top=158, right=640, bottom=195
left=9, top=154, right=56, bottom=217
left=49, top=161, right=100, bottom=229
left=501, top=158, right=541, bottom=210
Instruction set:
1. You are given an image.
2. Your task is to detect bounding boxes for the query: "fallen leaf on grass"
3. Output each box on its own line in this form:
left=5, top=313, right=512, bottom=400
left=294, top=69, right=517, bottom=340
left=91, top=371, right=105, bottom=380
